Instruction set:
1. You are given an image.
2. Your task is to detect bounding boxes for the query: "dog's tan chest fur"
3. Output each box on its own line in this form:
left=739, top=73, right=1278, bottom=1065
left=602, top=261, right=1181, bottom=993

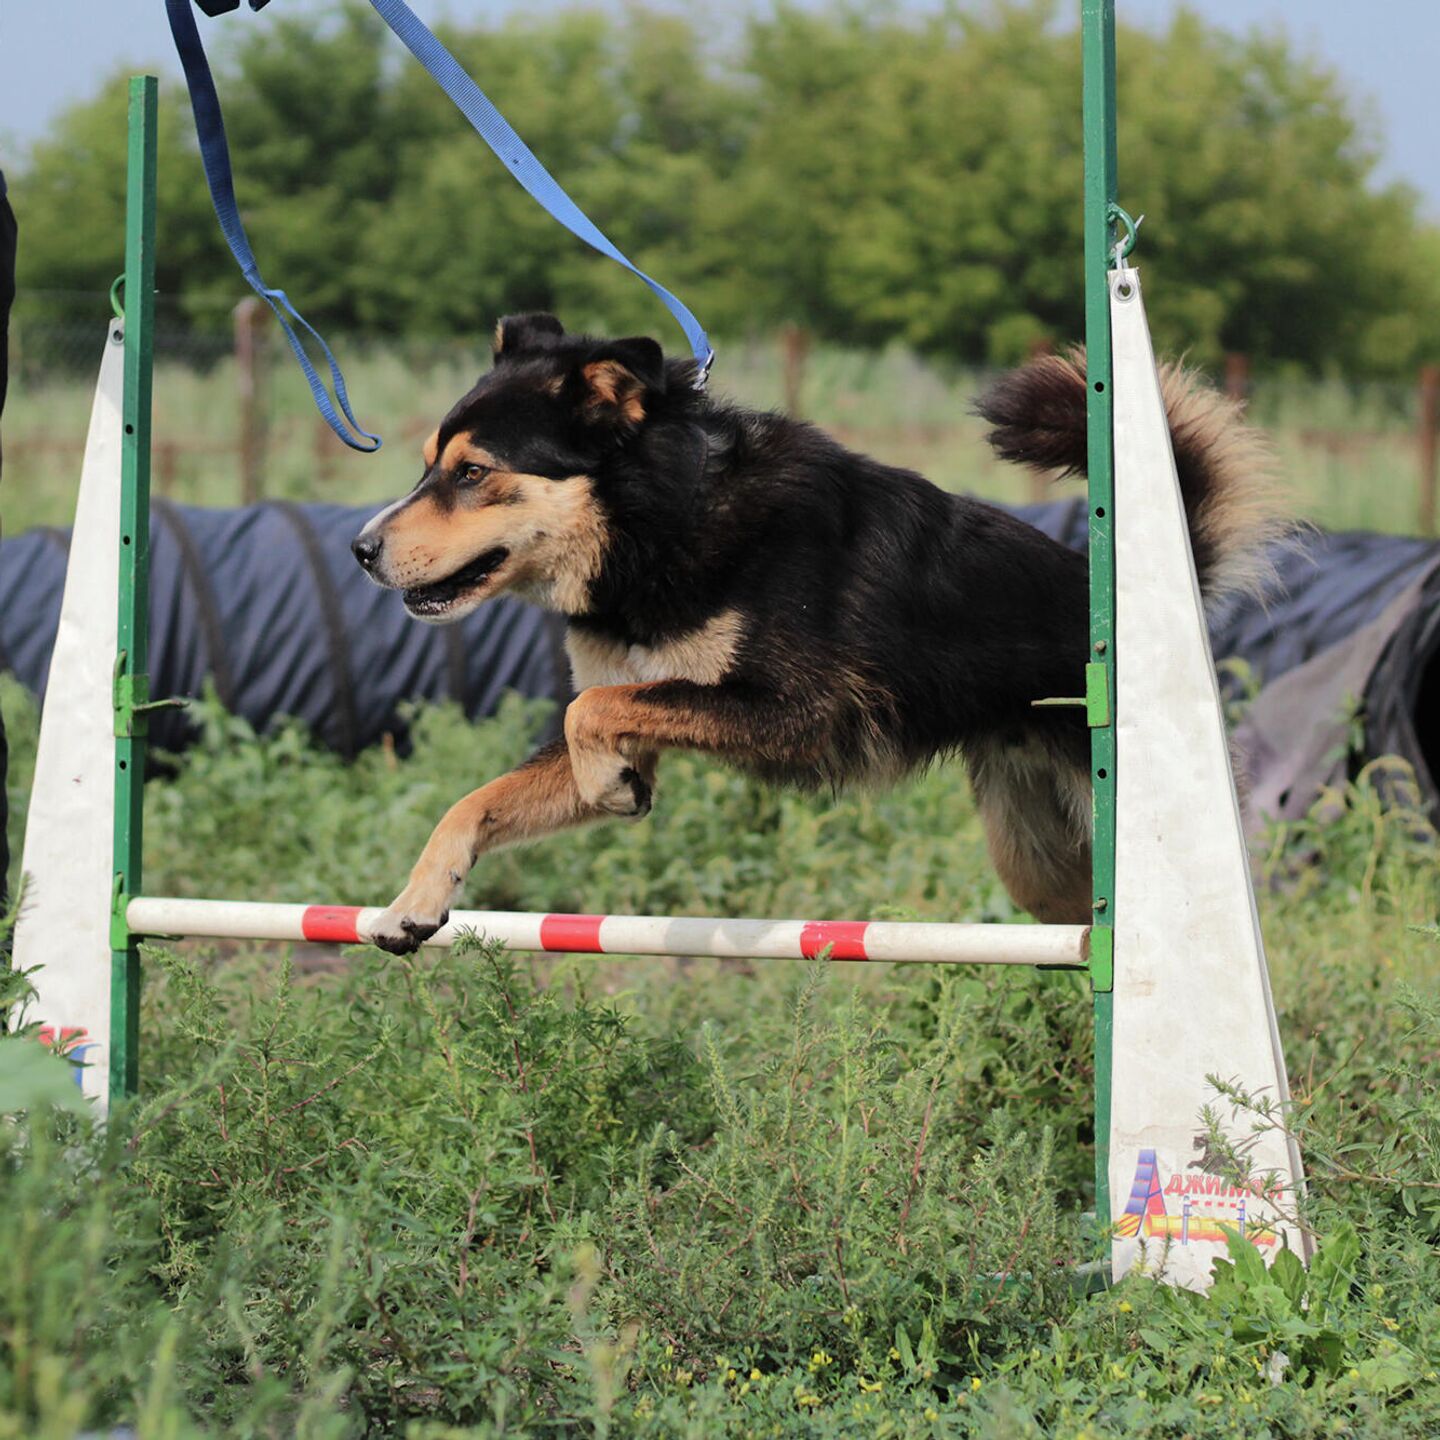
left=566, top=609, right=744, bottom=691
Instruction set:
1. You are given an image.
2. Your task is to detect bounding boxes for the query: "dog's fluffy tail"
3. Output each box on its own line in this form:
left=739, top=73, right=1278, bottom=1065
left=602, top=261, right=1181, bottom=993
left=976, top=349, right=1285, bottom=607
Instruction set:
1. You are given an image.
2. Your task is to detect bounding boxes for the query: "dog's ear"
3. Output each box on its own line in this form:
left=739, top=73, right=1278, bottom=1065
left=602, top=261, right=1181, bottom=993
left=493, top=313, right=566, bottom=362
left=579, top=337, right=666, bottom=427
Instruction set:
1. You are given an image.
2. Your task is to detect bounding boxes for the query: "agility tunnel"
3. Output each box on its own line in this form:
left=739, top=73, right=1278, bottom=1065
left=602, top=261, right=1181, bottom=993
left=3, top=498, right=1437, bottom=822
left=1019, top=497, right=1440, bottom=824
left=0, top=499, right=570, bottom=758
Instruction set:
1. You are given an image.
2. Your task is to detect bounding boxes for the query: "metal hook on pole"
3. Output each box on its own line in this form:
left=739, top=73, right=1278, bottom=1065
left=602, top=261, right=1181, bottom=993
left=1108, top=203, right=1143, bottom=269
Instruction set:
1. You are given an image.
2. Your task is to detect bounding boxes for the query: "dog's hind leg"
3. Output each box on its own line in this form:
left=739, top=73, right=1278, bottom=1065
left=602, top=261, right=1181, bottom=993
left=966, top=736, right=1093, bottom=925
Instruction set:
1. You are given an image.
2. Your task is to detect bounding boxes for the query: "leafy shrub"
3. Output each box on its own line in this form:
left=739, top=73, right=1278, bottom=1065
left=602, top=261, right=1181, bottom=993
left=1, top=694, right=1438, bottom=1435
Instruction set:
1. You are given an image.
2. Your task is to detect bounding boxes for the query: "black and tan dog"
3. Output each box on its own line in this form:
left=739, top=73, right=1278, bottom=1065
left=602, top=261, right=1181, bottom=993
left=352, top=313, right=1276, bottom=954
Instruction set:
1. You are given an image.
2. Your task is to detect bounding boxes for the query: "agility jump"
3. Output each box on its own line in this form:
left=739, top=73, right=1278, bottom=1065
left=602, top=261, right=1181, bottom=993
left=12, top=0, right=1306, bottom=1293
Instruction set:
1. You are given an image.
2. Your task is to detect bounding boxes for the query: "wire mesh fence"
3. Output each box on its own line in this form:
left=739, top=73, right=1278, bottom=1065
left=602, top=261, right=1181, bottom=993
left=4, top=288, right=1436, bottom=540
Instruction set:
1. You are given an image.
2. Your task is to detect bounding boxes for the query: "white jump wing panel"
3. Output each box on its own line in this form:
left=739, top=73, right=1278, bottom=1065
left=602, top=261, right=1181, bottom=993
left=1108, top=268, right=1307, bottom=1287
left=11, top=325, right=126, bottom=1110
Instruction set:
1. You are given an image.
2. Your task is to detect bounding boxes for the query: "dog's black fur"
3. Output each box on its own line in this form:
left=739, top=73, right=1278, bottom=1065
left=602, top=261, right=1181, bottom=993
left=354, top=314, right=1276, bottom=949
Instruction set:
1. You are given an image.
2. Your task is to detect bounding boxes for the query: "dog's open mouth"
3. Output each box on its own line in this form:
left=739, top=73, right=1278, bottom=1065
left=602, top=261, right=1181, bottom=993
left=402, top=547, right=509, bottom=618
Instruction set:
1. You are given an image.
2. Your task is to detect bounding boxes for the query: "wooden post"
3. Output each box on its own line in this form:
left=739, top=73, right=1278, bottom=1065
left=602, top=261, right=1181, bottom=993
left=1028, top=335, right=1058, bottom=496
left=1419, top=364, right=1439, bottom=537
left=234, top=296, right=268, bottom=505
left=155, top=440, right=179, bottom=497
left=1027, top=340, right=1053, bottom=502
left=1021, top=339, right=1058, bottom=499
left=1223, top=352, right=1249, bottom=405
left=314, top=414, right=337, bottom=487
left=780, top=324, right=810, bottom=417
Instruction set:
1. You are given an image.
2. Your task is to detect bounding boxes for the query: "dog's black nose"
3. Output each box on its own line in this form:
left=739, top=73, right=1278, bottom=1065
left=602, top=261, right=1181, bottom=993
left=351, top=531, right=382, bottom=570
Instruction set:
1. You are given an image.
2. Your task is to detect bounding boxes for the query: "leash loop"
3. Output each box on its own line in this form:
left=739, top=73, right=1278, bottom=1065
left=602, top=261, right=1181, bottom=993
left=167, top=0, right=381, bottom=451
left=363, top=0, right=713, bottom=386
left=169, top=0, right=717, bottom=446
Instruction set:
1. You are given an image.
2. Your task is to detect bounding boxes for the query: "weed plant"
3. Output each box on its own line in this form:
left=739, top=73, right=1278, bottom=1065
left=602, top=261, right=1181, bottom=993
left=1, top=683, right=1438, bottom=1436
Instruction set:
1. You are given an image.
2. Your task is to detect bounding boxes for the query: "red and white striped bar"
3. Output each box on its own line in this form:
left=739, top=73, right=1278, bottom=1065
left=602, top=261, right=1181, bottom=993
left=126, top=898, right=1089, bottom=967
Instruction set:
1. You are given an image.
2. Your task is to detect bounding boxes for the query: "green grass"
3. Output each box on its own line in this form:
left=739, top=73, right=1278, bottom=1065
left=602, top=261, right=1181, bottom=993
left=2, top=676, right=1439, bottom=1437
left=2, top=334, right=1430, bottom=537
left=0, top=315, right=1435, bottom=1440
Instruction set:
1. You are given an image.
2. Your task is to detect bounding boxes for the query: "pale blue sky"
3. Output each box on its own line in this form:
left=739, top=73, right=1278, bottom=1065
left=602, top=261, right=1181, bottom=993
left=2, top=1, right=1437, bottom=216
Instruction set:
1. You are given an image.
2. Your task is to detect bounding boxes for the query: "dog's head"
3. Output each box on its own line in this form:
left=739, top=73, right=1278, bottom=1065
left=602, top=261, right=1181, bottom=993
left=351, top=314, right=670, bottom=622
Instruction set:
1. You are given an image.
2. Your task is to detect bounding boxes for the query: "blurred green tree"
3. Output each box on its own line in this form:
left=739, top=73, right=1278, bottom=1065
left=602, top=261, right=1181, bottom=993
left=12, top=73, right=229, bottom=326
left=11, top=0, right=1439, bottom=375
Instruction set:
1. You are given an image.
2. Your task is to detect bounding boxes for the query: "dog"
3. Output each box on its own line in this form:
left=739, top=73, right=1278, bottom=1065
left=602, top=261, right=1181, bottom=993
left=351, top=313, right=1277, bottom=954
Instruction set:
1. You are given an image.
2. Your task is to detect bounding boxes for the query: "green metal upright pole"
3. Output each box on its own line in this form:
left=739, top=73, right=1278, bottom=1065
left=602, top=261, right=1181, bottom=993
left=1081, top=1, right=1117, bottom=1241
left=110, top=75, right=158, bottom=1101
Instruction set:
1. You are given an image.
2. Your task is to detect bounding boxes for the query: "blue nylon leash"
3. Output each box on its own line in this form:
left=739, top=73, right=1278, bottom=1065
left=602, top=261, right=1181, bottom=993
left=166, top=0, right=381, bottom=451
left=364, top=0, right=713, bottom=383
left=169, top=0, right=714, bottom=455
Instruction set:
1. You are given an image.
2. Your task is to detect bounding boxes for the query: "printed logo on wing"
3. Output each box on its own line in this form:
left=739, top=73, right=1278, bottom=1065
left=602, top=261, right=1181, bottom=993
left=1118, top=1147, right=1284, bottom=1248
left=37, top=1025, right=97, bottom=1090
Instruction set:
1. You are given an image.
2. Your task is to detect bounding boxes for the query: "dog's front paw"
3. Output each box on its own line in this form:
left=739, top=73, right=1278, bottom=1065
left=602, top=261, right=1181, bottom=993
left=368, top=901, right=451, bottom=955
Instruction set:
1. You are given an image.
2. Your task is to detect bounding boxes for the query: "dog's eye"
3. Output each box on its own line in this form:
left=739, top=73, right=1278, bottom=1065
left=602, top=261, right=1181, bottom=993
left=457, top=463, right=492, bottom=487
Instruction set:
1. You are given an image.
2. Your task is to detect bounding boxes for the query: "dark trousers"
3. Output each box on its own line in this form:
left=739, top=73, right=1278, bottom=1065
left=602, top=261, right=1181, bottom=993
left=1, top=180, right=16, bottom=921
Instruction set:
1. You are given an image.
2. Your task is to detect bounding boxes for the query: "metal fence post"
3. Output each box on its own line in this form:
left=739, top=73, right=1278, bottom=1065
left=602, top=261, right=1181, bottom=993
left=110, top=75, right=158, bottom=1101
left=1081, top=0, right=1117, bottom=1240
left=235, top=295, right=269, bottom=504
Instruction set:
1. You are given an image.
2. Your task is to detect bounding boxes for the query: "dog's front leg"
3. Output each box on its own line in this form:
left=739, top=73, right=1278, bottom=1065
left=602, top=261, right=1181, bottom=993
left=374, top=681, right=810, bottom=956
left=370, top=740, right=603, bottom=954
left=563, top=679, right=816, bottom=802
left=564, top=693, right=661, bottom=817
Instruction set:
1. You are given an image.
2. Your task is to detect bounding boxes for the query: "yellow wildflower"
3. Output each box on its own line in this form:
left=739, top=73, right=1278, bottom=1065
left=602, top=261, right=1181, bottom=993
left=750, top=1368, right=762, bottom=1381
left=1117, top=1301, right=1133, bottom=1313
left=925, top=1408, right=939, bottom=1422
left=971, top=1376, right=983, bottom=1392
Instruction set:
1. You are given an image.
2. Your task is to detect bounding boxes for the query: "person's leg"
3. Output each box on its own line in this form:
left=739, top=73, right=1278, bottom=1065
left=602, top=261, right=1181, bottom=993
left=0, top=175, right=17, bottom=929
